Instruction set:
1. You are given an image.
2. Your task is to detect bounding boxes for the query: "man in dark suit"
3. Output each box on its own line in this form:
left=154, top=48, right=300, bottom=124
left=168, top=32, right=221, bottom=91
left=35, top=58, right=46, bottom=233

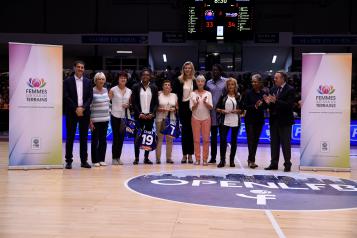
left=263, top=70, right=295, bottom=172
left=131, top=68, right=158, bottom=165
left=63, top=61, right=93, bottom=169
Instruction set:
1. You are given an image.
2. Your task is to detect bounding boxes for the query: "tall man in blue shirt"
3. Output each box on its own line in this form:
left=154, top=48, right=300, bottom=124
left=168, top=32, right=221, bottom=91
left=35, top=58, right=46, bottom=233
left=206, top=64, right=227, bottom=164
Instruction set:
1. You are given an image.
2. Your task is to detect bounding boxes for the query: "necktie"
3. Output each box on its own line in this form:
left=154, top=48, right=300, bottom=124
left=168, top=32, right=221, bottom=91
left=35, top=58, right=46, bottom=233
left=276, top=87, right=282, bottom=96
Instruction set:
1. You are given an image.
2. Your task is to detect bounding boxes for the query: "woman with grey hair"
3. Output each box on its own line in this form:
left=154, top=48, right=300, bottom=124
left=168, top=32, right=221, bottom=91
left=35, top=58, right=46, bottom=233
left=242, top=73, right=266, bottom=169
left=190, top=74, right=213, bottom=166
left=89, top=72, right=111, bottom=167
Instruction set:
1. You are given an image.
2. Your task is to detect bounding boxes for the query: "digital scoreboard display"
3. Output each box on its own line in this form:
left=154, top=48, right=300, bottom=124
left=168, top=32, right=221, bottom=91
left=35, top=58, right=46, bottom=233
left=186, top=0, right=253, bottom=41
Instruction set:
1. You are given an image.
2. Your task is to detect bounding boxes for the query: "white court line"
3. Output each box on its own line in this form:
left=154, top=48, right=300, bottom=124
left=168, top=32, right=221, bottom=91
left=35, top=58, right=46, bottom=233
left=265, top=210, right=287, bottom=238
left=236, top=157, right=244, bottom=170
left=236, top=155, right=287, bottom=238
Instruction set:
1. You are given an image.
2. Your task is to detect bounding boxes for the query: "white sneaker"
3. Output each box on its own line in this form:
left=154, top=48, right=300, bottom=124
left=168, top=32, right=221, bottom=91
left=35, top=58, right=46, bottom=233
left=99, top=162, right=107, bottom=166
left=93, top=163, right=100, bottom=167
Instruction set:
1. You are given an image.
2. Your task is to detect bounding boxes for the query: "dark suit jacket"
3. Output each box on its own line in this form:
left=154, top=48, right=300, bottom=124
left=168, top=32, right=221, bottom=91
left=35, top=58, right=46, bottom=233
left=63, top=76, right=93, bottom=117
left=268, top=84, right=295, bottom=126
left=172, top=77, right=199, bottom=114
left=131, top=82, right=159, bottom=120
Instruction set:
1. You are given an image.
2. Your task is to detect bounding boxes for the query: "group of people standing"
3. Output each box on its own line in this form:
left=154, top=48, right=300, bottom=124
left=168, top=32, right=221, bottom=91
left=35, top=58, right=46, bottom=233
left=63, top=60, right=295, bottom=172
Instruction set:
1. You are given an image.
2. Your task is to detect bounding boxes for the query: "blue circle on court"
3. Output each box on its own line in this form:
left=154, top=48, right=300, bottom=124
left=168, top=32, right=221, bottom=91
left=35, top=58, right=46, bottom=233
left=126, top=169, right=357, bottom=211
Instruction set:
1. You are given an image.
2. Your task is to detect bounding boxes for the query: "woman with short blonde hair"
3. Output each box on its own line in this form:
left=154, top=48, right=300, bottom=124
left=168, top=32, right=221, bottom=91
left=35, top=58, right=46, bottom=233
left=90, top=72, right=111, bottom=167
left=216, top=77, right=242, bottom=168
left=225, top=77, right=238, bottom=94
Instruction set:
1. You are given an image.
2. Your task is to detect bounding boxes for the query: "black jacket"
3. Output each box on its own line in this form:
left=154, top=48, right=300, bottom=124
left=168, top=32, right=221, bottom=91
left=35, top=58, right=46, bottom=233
left=131, top=82, right=159, bottom=120
left=63, top=76, right=93, bottom=117
left=172, top=77, right=198, bottom=104
left=267, top=84, right=295, bottom=126
left=243, top=89, right=266, bottom=125
left=216, top=93, right=242, bottom=126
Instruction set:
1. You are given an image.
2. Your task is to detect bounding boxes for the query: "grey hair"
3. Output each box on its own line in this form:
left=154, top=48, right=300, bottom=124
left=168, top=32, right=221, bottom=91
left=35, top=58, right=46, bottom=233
left=196, top=74, right=206, bottom=82
left=251, top=73, right=262, bottom=82
left=94, top=72, right=106, bottom=83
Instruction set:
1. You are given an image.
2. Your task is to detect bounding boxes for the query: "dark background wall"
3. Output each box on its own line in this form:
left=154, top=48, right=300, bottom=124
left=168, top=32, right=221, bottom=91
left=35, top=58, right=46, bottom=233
left=0, top=0, right=356, bottom=72
left=0, top=0, right=355, bottom=34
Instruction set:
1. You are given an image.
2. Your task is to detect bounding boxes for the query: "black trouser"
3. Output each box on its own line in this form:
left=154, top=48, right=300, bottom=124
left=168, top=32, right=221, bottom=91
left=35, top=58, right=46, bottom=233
left=210, top=125, right=219, bottom=160
left=65, top=114, right=90, bottom=164
left=111, top=115, right=126, bottom=160
left=134, top=118, right=154, bottom=159
left=246, top=123, right=264, bottom=163
left=269, top=120, right=292, bottom=168
left=91, top=121, right=109, bottom=163
left=179, top=101, right=194, bottom=155
left=219, top=125, right=239, bottom=163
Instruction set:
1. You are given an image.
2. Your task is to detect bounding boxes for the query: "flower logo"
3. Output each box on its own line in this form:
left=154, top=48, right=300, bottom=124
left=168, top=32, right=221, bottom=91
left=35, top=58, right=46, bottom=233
left=317, top=85, right=335, bottom=95
left=28, top=78, right=46, bottom=88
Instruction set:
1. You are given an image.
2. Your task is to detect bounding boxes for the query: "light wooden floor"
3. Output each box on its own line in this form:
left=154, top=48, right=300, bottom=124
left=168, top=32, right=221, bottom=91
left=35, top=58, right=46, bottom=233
left=0, top=141, right=356, bottom=238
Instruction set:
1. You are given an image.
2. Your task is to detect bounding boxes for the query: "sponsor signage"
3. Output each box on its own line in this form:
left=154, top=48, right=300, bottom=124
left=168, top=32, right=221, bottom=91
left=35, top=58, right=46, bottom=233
left=62, top=118, right=357, bottom=146
left=9, top=42, right=63, bottom=168
left=82, top=35, right=148, bottom=44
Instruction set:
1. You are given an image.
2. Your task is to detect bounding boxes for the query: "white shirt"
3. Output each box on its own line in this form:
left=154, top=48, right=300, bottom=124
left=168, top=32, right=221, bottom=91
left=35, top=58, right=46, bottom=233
left=224, top=96, right=239, bottom=127
left=75, top=75, right=83, bottom=107
left=140, top=85, right=152, bottom=114
left=182, top=79, right=193, bottom=102
left=156, top=92, right=178, bottom=121
left=111, top=86, right=132, bottom=118
left=190, top=90, right=213, bottom=120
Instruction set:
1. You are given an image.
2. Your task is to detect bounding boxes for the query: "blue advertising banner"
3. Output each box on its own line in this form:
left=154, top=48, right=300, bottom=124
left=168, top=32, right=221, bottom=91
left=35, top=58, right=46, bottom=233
left=62, top=117, right=357, bottom=146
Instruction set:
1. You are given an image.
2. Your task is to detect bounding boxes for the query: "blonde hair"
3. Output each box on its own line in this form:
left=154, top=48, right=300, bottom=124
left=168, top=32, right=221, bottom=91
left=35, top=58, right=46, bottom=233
left=94, top=72, right=106, bottom=84
left=178, top=61, right=196, bottom=83
left=226, top=77, right=238, bottom=94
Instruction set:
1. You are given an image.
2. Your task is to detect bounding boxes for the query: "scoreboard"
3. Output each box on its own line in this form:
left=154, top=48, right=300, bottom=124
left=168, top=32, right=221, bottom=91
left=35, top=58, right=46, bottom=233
left=186, top=0, right=253, bottom=41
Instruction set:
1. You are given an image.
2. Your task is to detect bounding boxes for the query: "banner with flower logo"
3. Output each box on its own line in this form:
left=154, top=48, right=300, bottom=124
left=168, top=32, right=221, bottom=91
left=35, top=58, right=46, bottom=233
left=9, top=42, right=63, bottom=169
left=300, top=53, right=352, bottom=171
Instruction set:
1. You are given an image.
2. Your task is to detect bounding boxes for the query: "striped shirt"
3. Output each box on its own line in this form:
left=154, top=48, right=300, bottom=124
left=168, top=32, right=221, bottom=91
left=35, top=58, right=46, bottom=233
left=90, top=87, right=110, bottom=123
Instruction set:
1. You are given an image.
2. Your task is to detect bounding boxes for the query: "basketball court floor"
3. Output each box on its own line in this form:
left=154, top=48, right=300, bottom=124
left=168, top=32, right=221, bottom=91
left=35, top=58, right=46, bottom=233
left=0, top=141, right=356, bottom=238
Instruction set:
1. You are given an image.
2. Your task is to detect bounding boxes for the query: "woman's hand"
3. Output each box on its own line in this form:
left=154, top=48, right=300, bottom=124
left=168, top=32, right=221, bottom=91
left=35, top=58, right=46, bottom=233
left=122, top=103, right=129, bottom=109
left=231, top=109, right=242, bottom=114
left=217, top=108, right=228, bottom=114
left=255, top=100, right=263, bottom=109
